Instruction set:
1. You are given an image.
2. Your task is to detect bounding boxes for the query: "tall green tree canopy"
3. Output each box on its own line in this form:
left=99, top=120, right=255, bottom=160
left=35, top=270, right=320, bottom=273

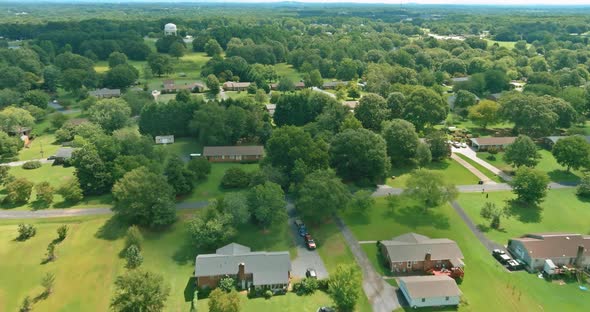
left=503, top=135, right=540, bottom=168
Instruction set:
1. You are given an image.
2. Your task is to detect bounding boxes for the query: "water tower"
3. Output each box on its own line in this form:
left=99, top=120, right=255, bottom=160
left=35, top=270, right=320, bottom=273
left=164, top=23, right=177, bottom=36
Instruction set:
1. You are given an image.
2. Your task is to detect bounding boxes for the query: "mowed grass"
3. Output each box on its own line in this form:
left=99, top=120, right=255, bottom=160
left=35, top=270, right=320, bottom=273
left=455, top=153, right=504, bottom=183
left=477, top=149, right=584, bottom=183
left=274, top=63, right=303, bottom=82
left=457, top=188, right=590, bottom=245
left=340, top=197, right=590, bottom=311
left=387, top=158, right=479, bottom=188
left=0, top=164, right=113, bottom=211
left=156, top=137, right=203, bottom=160
left=182, top=163, right=259, bottom=202
left=196, top=292, right=334, bottom=312
left=0, top=209, right=304, bottom=312
left=16, top=134, right=61, bottom=162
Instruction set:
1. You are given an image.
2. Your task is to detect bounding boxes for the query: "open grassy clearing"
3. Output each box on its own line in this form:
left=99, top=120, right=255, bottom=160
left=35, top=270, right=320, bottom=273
left=387, top=158, right=479, bottom=188
left=455, top=153, right=504, bottom=183
left=17, top=134, right=61, bottom=162
left=196, top=291, right=334, bottom=312
left=477, top=149, right=584, bottom=183
left=0, top=209, right=306, bottom=312
left=340, top=197, right=590, bottom=311
left=181, top=163, right=259, bottom=203
left=457, top=188, right=590, bottom=245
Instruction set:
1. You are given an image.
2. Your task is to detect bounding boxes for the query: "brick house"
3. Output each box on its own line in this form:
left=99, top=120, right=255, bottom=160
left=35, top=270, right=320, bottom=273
left=222, top=81, right=251, bottom=92
left=194, top=243, right=291, bottom=290
left=202, top=146, right=264, bottom=163
left=162, top=80, right=205, bottom=93
left=379, top=233, right=464, bottom=273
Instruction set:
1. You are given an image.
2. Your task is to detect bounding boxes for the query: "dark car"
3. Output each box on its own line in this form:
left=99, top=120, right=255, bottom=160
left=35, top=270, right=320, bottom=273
left=306, top=268, right=317, bottom=279
left=317, top=307, right=335, bottom=312
left=493, top=249, right=511, bottom=264
left=298, top=227, right=307, bottom=237
left=506, top=259, right=523, bottom=271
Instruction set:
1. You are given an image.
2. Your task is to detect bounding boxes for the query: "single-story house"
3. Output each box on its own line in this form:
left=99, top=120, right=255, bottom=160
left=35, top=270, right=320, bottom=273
left=162, top=80, right=205, bottom=93
left=155, top=135, right=174, bottom=144
left=265, top=104, right=276, bottom=116
left=342, top=101, right=359, bottom=110
left=543, top=136, right=590, bottom=148
left=487, top=93, right=503, bottom=101
left=379, top=233, right=464, bottom=274
left=203, top=146, right=264, bottom=163
left=52, top=147, right=77, bottom=164
left=507, top=233, right=590, bottom=271
left=269, top=81, right=306, bottom=90
left=450, top=76, right=470, bottom=84
left=89, top=88, right=121, bottom=98
left=322, top=81, right=349, bottom=89
left=399, top=275, right=462, bottom=308
left=195, top=243, right=291, bottom=290
left=223, top=82, right=251, bottom=92
left=469, top=137, right=517, bottom=151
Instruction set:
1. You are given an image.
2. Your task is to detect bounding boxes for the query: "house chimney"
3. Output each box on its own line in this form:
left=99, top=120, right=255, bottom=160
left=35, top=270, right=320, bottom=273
left=425, top=253, right=432, bottom=261
left=575, top=245, right=585, bottom=268
left=238, top=263, right=246, bottom=281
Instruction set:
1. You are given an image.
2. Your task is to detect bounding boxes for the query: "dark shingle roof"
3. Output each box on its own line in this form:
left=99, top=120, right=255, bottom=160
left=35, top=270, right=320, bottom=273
left=400, top=275, right=462, bottom=298
left=55, top=147, right=76, bottom=159
left=380, top=233, right=464, bottom=264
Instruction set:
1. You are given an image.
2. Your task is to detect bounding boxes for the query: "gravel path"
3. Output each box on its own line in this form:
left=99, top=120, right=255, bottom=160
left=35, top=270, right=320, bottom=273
left=449, top=200, right=504, bottom=252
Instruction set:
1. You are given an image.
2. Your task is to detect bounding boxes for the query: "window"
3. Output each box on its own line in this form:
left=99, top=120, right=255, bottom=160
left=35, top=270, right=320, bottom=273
left=445, top=296, right=450, bottom=301
left=407, top=262, right=412, bottom=268
left=421, top=298, right=426, bottom=302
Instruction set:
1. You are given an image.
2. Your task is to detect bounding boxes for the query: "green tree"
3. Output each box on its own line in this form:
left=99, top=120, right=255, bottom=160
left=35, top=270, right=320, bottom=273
left=88, top=98, right=131, bottom=133
left=104, top=64, right=139, bottom=89
left=71, top=145, right=113, bottom=195
left=19, top=296, right=32, bottom=312
left=509, top=167, right=549, bottom=205
left=108, top=52, right=128, bottom=68
left=403, top=87, right=447, bottom=130
left=330, top=128, right=390, bottom=183
left=208, top=289, right=241, bottom=312
left=187, top=157, right=211, bottom=181
left=35, top=181, right=54, bottom=206
left=220, top=192, right=250, bottom=226
left=248, top=182, right=286, bottom=229
left=111, top=270, right=170, bottom=312
left=56, top=177, right=83, bottom=203
left=57, top=225, right=68, bottom=241
left=277, top=77, right=295, bottom=92
left=0, top=131, right=23, bottom=161
left=220, top=167, right=250, bottom=189
left=41, top=272, right=55, bottom=296
left=354, top=93, right=389, bottom=132
left=503, top=135, right=540, bottom=168
left=416, top=142, right=432, bottom=167
left=347, top=85, right=361, bottom=100
left=112, top=167, right=177, bottom=228
left=0, top=106, right=35, bottom=134
left=303, top=69, right=323, bottom=88
left=165, top=156, right=193, bottom=195
left=468, top=100, right=500, bottom=129
left=49, top=113, right=68, bottom=130
left=17, top=223, right=36, bottom=241
left=576, top=174, right=590, bottom=198
left=125, top=244, right=143, bottom=269
left=381, top=119, right=419, bottom=164
left=206, top=74, right=220, bottom=96
left=169, top=42, right=186, bottom=58
left=328, top=264, right=362, bottom=312
left=5, top=177, right=34, bottom=204
left=147, top=53, right=173, bottom=77
left=295, top=170, right=350, bottom=220
left=386, top=92, right=405, bottom=119
left=403, top=169, right=458, bottom=211
left=23, top=90, right=50, bottom=109
left=426, top=131, right=451, bottom=161
left=340, top=114, right=363, bottom=131
left=552, top=136, right=590, bottom=172
left=204, top=39, right=223, bottom=57
left=187, top=213, right=236, bottom=250
left=480, top=202, right=503, bottom=229
left=0, top=166, right=10, bottom=186
left=125, top=225, right=144, bottom=250
left=348, top=190, right=375, bottom=215
left=484, top=69, right=510, bottom=93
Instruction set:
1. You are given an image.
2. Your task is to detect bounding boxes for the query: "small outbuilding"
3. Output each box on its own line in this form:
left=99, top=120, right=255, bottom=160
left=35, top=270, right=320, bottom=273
left=399, top=275, right=462, bottom=308
left=203, top=146, right=264, bottom=163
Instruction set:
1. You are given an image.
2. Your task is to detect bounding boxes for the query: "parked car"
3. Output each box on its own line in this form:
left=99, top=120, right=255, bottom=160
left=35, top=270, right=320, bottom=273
left=317, top=307, right=335, bottom=312
left=294, top=219, right=304, bottom=228
left=460, top=142, right=467, bottom=148
left=305, top=234, right=317, bottom=250
left=299, top=227, right=307, bottom=237
left=492, top=249, right=511, bottom=264
left=506, top=259, right=522, bottom=271
left=306, top=268, right=317, bottom=279
left=452, top=141, right=460, bottom=148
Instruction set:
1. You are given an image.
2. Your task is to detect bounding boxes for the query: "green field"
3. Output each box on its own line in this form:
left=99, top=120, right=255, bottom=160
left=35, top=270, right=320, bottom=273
left=181, top=163, right=259, bottom=203
left=387, top=158, right=479, bottom=188
left=477, top=149, right=584, bottom=183
left=18, top=135, right=61, bottom=162
left=457, top=188, right=590, bottom=245
left=455, top=153, right=504, bottom=183
left=196, top=292, right=334, bottom=312
left=340, top=197, right=590, bottom=311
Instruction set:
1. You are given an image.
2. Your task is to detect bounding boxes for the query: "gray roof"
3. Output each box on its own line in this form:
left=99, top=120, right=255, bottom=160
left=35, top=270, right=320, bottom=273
left=544, top=136, right=590, bottom=145
left=195, top=243, right=291, bottom=286
left=203, top=146, right=264, bottom=157
left=400, top=275, right=462, bottom=298
left=510, top=233, right=590, bottom=259
left=451, top=77, right=470, bottom=83
left=55, top=147, right=76, bottom=159
left=470, top=137, right=517, bottom=146
left=322, top=81, right=349, bottom=88
left=380, top=233, right=464, bottom=264
left=89, top=88, right=121, bottom=97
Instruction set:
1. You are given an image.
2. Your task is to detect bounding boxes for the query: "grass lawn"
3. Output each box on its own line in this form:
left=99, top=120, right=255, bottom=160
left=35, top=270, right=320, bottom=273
left=341, top=197, right=590, bottom=311
left=0, top=164, right=113, bottom=211
left=181, top=163, right=259, bottom=202
left=457, top=188, right=590, bottom=245
left=196, top=291, right=334, bottom=312
left=477, top=149, right=584, bottom=183
left=0, top=209, right=305, bottom=312
left=17, top=134, right=61, bottom=162
left=274, top=63, right=303, bottom=82
left=455, top=153, right=504, bottom=183
left=156, top=137, right=203, bottom=159
left=360, top=243, right=391, bottom=277
left=387, top=158, right=479, bottom=188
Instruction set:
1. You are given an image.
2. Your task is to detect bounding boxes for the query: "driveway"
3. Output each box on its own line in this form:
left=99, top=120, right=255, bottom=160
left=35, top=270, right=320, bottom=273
left=0, top=159, right=54, bottom=167
left=452, top=146, right=512, bottom=182
left=451, top=153, right=495, bottom=185
left=286, top=202, right=329, bottom=279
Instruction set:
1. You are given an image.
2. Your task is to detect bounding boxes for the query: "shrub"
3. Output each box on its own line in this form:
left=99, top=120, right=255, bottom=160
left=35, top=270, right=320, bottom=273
left=5, top=178, right=34, bottom=204
left=577, top=174, right=590, bottom=198
left=35, top=181, right=54, bottom=206
left=264, top=290, right=273, bottom=299
left=22, top=161, right=42, bottom=170
left=486, top=154, right=497, bottom=161
left=220, top=167, right=250, bottom=189
left=57, top=225, right=68, bottom=241
left=295, top=277, right=319, bottom=295
left=125, top=225, right=144, bottom=250
left=125, top=244, right=143, bottom=269
left=218, top=277, right=235, bottom=292
left=17, top=223, right=36, bottom=241
left=56, top=177, right=83, bottom=203
left=317, top=278, right=329, bottom=291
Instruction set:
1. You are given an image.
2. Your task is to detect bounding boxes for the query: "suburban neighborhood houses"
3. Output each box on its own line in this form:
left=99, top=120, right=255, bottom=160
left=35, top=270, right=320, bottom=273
left=1, top=2, right=590, bottom=312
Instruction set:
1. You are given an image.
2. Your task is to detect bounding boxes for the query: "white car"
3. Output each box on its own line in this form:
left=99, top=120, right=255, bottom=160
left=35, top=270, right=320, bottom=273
left=460, top=142, right=468, bottom=148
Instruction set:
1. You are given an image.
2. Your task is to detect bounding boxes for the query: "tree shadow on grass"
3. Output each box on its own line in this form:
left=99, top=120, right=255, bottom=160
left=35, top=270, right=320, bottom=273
left=31, top=200, right=50, bottom=211
left=183, top=277, right=197, bottom=302
left=476, top=224, right=507, bottom=233
left=547, top=170, right=580, bottom=184
left=95, top=215, right=128, bottom=241
left=504, top=200, right=542, bottom=224
left=173, top=239, right=199, bottom=265
left=387, top=205, right=450, bottom=230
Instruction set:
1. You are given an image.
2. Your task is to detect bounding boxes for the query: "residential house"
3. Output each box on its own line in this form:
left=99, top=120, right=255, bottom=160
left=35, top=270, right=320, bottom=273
left=88, top=88, right=121, bottom=98
left=399, top=275, right=462, bottom=308
left=223, top=82, right=251, bottom=92
left=265, top=104, right=276, bottom=117
left=322, top=81, right=349, bottom=89
left=507, top=233, right=590, bottom=271
left=269, top=81, right=305, bottom=90
left=469, top=137, right=517, bottom=151
left=52, top=147, right=77, bottom=164
left=543, top=136, right=590, bottom=148
left=342, top=101, right=359, bottom=110
left=202, top=146, right=264, bottom=163
left=162, top=80, right=205, bottom=93
left=194, top=243, right=291, bottom=290
left=379, top=233, right=464, bottom=274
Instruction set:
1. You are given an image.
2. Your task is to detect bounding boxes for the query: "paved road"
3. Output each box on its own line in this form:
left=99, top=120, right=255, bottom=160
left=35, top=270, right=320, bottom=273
left=286, top=202, right=329, bottom=279
left=450, top=200, right=504, bottom=252
left=336, top=217, right=401, bottom=312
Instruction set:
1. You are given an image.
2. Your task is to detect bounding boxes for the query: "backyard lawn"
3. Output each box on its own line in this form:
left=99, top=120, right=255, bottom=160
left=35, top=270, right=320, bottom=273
left=455, top=153, right=504, bottom=183
left=340, top=197, right=590, bottom=311
left=457, top=188, right=590, bottom=245
left=181, top=163, right=259, bottom=202
left=0, top=209, right=305, bottom=312
left=387, top=158, right=479, bottom=188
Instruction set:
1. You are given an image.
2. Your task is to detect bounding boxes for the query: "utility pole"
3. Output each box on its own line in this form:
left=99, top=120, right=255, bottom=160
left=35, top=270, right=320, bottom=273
left=40, top=142, right=44, bottom=159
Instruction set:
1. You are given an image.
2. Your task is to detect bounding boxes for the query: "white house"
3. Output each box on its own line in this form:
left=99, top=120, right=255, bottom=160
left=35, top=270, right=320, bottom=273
left=399, top=275, right=461, bottom=308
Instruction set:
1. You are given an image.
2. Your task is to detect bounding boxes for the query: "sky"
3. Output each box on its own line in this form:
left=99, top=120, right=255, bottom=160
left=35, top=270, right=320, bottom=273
left=41, top=0, right=590, bottom=5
